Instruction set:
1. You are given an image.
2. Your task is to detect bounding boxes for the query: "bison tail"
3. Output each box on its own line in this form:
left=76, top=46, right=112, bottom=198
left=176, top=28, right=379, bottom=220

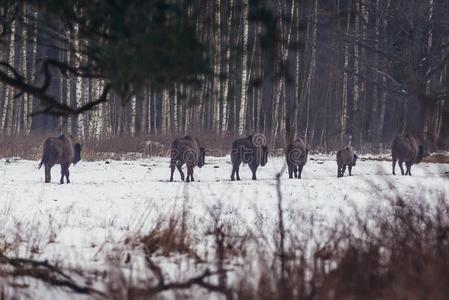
left=38, top=146, right=49, bottom=169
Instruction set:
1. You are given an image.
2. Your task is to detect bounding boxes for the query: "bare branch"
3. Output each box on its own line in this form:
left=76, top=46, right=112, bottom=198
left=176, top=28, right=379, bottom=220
left=0, top=255, right=106, bottom=297
left=139, top=257, right=232, bottom=299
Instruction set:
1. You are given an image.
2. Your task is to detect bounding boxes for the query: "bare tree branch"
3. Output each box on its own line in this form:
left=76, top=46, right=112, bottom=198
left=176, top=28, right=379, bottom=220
left=0, top=255, right=106, bottom=297
left=0, top=60, right=110, bottom=116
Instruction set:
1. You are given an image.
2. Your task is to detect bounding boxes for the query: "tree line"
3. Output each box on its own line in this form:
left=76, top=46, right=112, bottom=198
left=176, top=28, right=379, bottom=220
left=0, top=0, right=447, bottom=151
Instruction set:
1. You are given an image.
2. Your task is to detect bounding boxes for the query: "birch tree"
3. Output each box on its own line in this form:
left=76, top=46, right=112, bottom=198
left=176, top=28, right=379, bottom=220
left=238, top=0, right=249, bottom=134
left=0, top=20, right=15, bottom=134
left=221, top=0, right=234, bottom=133
left=341, top=3, right=351, bottom=145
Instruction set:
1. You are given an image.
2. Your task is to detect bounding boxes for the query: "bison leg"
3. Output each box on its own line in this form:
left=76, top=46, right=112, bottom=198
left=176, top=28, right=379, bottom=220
left=60, top=163, right=70, bottom=184
left=341, top=165, right=347, bottom=177
left=186, top=166, right=194, bottom=182
left=392, top=158, right=397, bottom=175
left=294, top=166, right=298, bottom=178
left=60, top=174, right=64, bottom=184
left=65, top=165, right=70, bottom=184
left=176, top=164, right=185, bottom=181
left=189, top=166, right=195, bottom=182
left=231, top=163, right=241, bottom=181
left=250, top=164, right=258, bottom=180
left=348, top=165, right=352, bottom=176
left=405, top=161, right=412, bottom=176
left=287, top=164, right=294, bottom=179
left=44, top=163, right=52, bottom=183
left=170, top=164, right=176, bottom=182
left=297, top=164, right=304, bottom=179
left=59, top=166, right=64, bottom=184
left=398, top=160, right=405, bottom=175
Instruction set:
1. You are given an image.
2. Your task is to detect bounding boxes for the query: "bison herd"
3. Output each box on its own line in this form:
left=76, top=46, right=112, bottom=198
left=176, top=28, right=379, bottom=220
left=39, top=134, right=428, bottom=183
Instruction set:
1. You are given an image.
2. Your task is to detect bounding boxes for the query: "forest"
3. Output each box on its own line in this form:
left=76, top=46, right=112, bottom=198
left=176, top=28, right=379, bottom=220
left=0, top=0, right=447, bottom=151
left=0, top=1, right=448, bottom=299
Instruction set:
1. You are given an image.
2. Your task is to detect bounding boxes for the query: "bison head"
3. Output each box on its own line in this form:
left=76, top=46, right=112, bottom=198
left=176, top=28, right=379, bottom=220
left=73, top=143, right=82, bottom=165
left=416, top=145, right=428, bottom=163
left=352, top=153, right=358, bottom=166
left=198, top=147, right=206, bottom=167
left=260, top=145, right=268, bottom=166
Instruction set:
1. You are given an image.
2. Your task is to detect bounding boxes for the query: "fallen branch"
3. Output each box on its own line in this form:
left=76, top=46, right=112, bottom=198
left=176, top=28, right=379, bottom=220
left=0, top=255, right=106, bottom=297
left=134, top=257, right=233, bottom=299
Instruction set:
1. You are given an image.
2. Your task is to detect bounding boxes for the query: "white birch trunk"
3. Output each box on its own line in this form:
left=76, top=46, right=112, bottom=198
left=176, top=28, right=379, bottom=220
left=377, top=0, right=390, bottom=142
left=1, top=20, right=15, bottom=134
left=130, top=95, right=136, bottom=136
left=238, top=0, right=249, bottom=134
left=161, top=89, right=169, bottom=133
left=73, top=23, right=84, bottom=139
left=214, top=0, right=221, bottom=133
left=422, top=0, right=434, bottom=138
left=292, top=1, right=301, bottom=139
left=341, top=6, right=351, bottom=144
left=352, top=0, right=361, bottom=142
left=435, top=62, right=446, bottom=139
left=173, top=86, right=178, bottom=132
left=304, top=0, right=317, bottom=143
left=221, top=0, right=234, bottom=132
left=27, top=10, right=38, bottom=133
left=64, top=29, right=71, bottom=133
left=19, top=7, right=28, bottom=133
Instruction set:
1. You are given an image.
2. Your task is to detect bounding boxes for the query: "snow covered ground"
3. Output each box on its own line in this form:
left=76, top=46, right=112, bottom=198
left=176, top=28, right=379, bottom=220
left=0, top=155, right=448, bottom=297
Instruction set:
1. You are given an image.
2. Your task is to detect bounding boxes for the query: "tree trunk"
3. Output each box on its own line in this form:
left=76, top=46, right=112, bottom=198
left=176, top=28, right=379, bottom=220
left=238, top=0, right=249, bottom=134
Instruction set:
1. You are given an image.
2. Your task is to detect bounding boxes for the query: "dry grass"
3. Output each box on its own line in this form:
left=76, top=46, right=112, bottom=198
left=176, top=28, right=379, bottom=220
left=359, top=153, right=449, bottom=164
left=0, top=134, right=44, bottom=160
left=424, top=153, right=449, bottom=164
left=99, top=193, right=449, bottom=300
left=2, top=133, right=448, bottom=163
left=0, top=191, right=448, bottom=299
left=0, top=131, right=241, bottom=161
left=141, top=216, right=200, bottom=261
left=232, top=197, right=449, bottom=300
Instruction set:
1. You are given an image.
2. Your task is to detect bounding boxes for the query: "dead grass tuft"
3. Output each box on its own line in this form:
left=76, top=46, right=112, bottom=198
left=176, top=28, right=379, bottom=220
left=424, top=153, right=449, bottom=164
left=141, top=217, right=200, bottom=261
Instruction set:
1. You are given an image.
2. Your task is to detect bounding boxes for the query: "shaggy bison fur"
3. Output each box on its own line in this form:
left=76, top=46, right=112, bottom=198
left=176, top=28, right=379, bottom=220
left=169, top=136, right=205, bottom=182
left=285, top=139, right=308, bottom=179
left=336, top=147, right=358, bottom=177
left=231, top=135, right=268, bottom=181
left=39, top=134, right=82, bottom=183
left=392, top=135, right=426, bottom=176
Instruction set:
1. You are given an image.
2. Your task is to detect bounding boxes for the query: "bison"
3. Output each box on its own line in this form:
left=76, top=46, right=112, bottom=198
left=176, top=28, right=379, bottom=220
left=336, top=147, right=358, bottom=177
left=169, top=136, right=205, bottom=182
left=231, top=135, right=268, bottom=181
left=285, top=139, right=308, bottom=179
left=392, top=135, right=426, bottom=176
left=39, top=134, right=82, bottom=183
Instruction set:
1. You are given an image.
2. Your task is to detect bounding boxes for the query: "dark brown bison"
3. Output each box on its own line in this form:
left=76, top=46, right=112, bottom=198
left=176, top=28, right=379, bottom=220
left=231, top=135, right=268, bottom=181
left=336, top=147, right=358, bottom=177
left=285, top=139, right=308, bottom=179
left=392, top=135, right=426, bottom=176
left=169, top=136, right=205, bottom=182
left=38, top=134, right=82, bottom=183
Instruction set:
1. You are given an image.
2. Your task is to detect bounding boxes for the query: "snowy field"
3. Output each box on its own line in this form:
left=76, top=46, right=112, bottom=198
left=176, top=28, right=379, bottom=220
left=0, top=155, right=448, bottom=297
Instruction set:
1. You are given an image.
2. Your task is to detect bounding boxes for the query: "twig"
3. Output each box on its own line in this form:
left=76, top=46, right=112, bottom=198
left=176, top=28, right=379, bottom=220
left=0, top=255, right=106, bottom=297
left=143, top=256, right=233, bottom=299
left=0, top=59, right=110, bottom=117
